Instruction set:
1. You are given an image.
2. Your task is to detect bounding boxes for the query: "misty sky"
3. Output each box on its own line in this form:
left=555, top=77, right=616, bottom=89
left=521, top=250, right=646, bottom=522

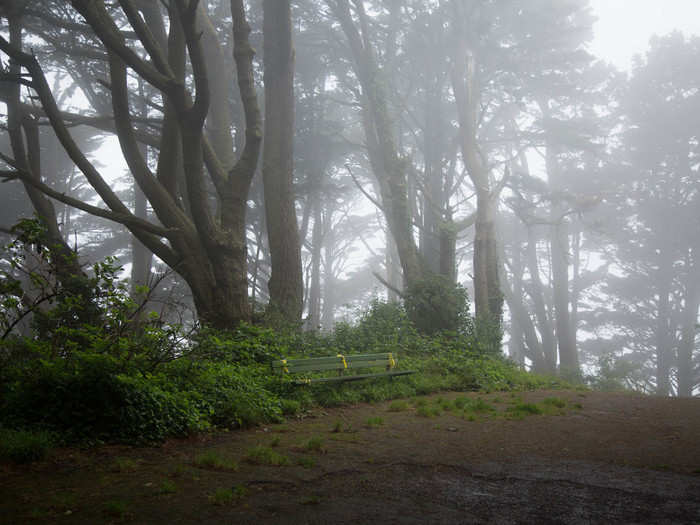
left=589, top=0, right=700, bottom=69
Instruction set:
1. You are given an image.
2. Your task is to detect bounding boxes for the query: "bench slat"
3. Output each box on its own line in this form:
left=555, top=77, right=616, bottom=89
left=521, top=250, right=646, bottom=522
left=295, top=370, right=415, bottom=384
left=272, top=353, right=398, bottom=373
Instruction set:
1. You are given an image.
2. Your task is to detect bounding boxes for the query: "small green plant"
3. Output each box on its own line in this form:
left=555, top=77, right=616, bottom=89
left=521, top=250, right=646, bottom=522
left=209, top=488, right=234, bottom=506
left=435, top=398, right=455, bottom=411
left=280, top=399, right=302, bottom=416
left=413, top=398, right=428, bottom=408
left=111, top=457, right=139, bottom=472
left=506, top=402, right=542, bottom=419
left=245, top=445, right=290, bottom=466
left=194, top=450, right=238, bottom=471
left=296, top=456, right=316, bottom=469
left=331, top=420, right=344, bottom=433
left=542, top=397, right=567, bottom=409
left=170, top=464, right=187, bottom=477
left=233, top=484, right=248, bottom=499
left=0, top=428, right=54, bottom=463
left=388, top=400, right=409, bottom=412
left=304, top=436, right=326, bottom=452
left=416, top=405, right=441, bottom=418
left=269, top=436, right=281, bottom=447
left=453, top=396, right=469, bottom=410
left=103, top=500, right=128, bottom=518
left=365, top=417, right=384, bottom=427
left=299, top=495, right=322, bottom=505
left=159, top=479, right=177, bottom=494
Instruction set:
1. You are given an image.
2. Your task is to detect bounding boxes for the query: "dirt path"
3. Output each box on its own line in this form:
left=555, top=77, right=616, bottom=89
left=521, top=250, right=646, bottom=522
left=2, top=390, right=699, bottom=524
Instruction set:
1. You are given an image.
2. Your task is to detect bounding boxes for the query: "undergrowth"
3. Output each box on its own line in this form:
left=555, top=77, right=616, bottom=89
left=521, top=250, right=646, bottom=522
left=0, top=228, right=576, bottom=460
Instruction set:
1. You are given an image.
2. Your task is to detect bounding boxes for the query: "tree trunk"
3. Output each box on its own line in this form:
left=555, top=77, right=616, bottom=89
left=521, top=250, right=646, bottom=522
left=551, top=220, right=578, bottom=373
left=262, top=0, right=303, bottom=323
left=449, top=7, right=502, bottom=325
left=677, top=255, right=699, bottom=396
left=5, top=9, right=95, bottom=317
left=526, top=227, right=557, bottom=371
left=307, top=197, right=323, bottom=330
left=656, top=254, right=673, bottom=396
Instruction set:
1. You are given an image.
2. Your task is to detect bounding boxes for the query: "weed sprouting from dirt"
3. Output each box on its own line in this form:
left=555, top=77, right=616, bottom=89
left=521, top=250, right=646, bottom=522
left=209, top=488, right=234, bottom=506
left=159, top=479, right=177, bottom=494
left=103, top=500, right=129, bottom=518
left=194, top=450, right=239, bottom=471
left=416, top=405, right=442, bottom=418
left=388, top=400, right=409, bottom=412
left=304, top=436, right=326, bottom=452
left=297, top=456, right=316, bottom=468
left=245, top=445, right=290, bottom=465
left=542, top=397, right=567, bottom=409
left=111, top=457, right=138, bottom=472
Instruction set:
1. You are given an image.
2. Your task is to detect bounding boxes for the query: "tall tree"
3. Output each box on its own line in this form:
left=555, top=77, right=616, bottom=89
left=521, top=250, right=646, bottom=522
left=262, top=0, right=303, bottom=323
left=0, top=0, right=266, bottom=329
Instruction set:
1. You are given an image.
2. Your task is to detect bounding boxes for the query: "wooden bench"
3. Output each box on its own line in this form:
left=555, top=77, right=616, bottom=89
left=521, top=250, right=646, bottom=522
left=271, top=352, right=415, bottom=384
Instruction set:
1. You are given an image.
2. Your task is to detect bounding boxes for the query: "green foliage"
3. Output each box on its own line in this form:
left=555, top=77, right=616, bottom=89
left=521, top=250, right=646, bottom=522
left=0, top=428, right=55, bottom=463
left=1, top=360, right=204, bottom=444
left=159, top=479, right=177, bottom=494
left=111, top=457, right=139, bottom=472
left=296, top=456, right=316, bottom=468
left=365, top=416, right=384, bottom=427
left=245, top=445, right=290, bottom=466
left=388, top=400, right=409, bottom=412
left=304, top=436, right=326, bottom=452
left=506, top=402, right=542, bottom=418
left=404, top=275, right=471, bottom=335
left=194, top=450, right=239, bottom=471
left=103, top=500, right=129, bottom=518
left=587, top=354, right=640, bottom=391
left=209, top=488, right=234, bottom=506
left=416, top=405, right=441, bottom=418
left=0, top=245, right=576, bottom=450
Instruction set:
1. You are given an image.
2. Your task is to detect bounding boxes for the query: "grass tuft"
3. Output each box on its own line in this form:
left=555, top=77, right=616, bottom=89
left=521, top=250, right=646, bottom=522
left=245, top=445, right=290, bottom=466
left=388, top=400, right=409, bottom=412
left=194, top=450, right=239, bottom=471
left=111, top=457, right=138, bottom=473
left=209, top=488, right=234, bottom=506
left=304, top=436, right=326, bottom=452
left=416, top=405, right=442, bottom=418
left=103, top=500, right=128, bottom=518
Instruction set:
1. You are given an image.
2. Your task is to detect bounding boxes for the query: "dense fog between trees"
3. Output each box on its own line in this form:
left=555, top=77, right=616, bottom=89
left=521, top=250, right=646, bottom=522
left=0, top=0, right=698, bottom=396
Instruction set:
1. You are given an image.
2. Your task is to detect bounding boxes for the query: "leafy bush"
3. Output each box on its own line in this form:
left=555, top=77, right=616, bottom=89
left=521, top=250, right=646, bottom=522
left=0, top=428, right=55, bottom=463
left=1, top=359, right=204, bottom=443
left=404, top=275, right=471, bottom=335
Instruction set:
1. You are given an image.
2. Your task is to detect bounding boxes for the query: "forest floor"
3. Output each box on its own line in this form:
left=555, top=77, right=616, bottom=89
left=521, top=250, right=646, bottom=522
left=2, top=389, right=700, bottom=524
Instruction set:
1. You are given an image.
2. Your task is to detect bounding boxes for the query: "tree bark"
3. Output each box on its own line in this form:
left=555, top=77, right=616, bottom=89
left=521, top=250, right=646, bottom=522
left=655, top=253, right=673, bottom=396
left=262, top=0, right=303, bottom=323
left=677, top=251, right=699, bottom=396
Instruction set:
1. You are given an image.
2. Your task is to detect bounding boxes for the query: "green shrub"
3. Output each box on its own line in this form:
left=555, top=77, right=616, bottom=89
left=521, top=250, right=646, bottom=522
left=404, top=275, right=471, bottom=335
left=0, top=428, right=54, bottom=463
left=1, top=362, right=203, bottom=444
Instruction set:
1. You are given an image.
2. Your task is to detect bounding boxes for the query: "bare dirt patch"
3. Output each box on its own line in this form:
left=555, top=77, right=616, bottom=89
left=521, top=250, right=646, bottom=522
left=1, top=390, right=699, bottom=524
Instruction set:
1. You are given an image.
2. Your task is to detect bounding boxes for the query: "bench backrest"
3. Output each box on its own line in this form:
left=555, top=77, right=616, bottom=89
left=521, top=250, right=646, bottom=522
left=272, top=352, right=397, bottom=375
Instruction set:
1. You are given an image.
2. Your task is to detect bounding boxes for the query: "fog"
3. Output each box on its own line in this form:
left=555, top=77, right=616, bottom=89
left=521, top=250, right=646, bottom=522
left=1, top=0, right=698, bottom=396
